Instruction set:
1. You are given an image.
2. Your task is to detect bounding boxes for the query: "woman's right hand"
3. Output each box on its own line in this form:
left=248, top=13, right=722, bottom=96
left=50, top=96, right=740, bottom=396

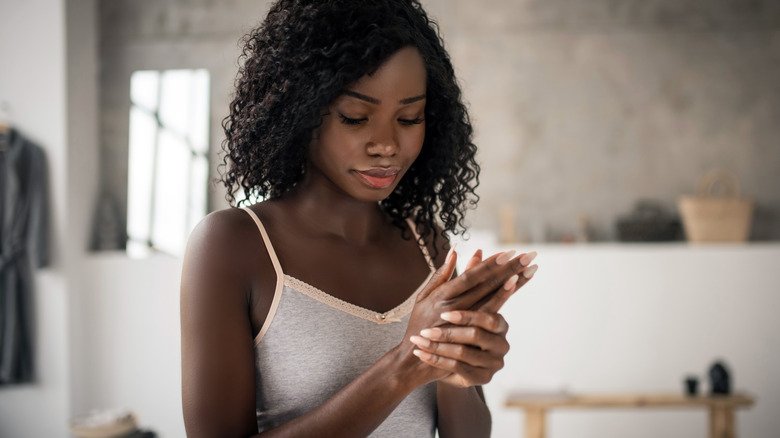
left=396, top=248, right=533, bottom=386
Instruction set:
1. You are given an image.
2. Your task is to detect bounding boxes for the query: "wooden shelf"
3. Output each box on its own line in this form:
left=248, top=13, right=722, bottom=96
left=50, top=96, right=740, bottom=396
left=505, top=392, right=756, bottom=409
left=504, top=392, right=756, bottom=438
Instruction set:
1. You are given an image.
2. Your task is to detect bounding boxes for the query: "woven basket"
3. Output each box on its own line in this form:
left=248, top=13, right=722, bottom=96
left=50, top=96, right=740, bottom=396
left=677, top=169, right=754, bottom=242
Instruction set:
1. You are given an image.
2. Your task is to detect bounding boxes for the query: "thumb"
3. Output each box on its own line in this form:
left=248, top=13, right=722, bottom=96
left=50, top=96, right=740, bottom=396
left=417, top=244, right=457, bottom=302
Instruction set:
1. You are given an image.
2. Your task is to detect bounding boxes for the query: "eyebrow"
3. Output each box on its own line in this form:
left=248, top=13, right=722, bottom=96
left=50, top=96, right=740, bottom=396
left=341, top=90, right=426, bottom=105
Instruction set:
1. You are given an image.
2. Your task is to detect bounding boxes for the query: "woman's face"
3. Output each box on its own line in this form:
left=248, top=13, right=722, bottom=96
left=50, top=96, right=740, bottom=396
left=307, top=46, right=427, bottom=203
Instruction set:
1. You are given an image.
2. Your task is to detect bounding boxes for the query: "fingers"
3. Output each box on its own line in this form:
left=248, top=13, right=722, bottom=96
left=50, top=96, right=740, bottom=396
left=412, top=348, right=496, bottom=387
left=470, top=272, right=520, bottom=314
left=472, top=252, right=538, bottom=314
left=433, top=251, right=523, bottom=308
left=410, top=311, right=512, bottom=387
left=416, top=245, right=458, bottom=302
left=441, top=310, right=509, bottom=335
left=412, top=341, right=503, bottom=371
left=410, top=330, right=506, bottom=386
left=449, top=252, right=530, bottom=310
left=412, top=350, right=465, bottom=376
left=409, top=310, right=510, bottom=370
left=414, top=324, right=509, bottom=354
left=464, top=249, right=482, bottom=271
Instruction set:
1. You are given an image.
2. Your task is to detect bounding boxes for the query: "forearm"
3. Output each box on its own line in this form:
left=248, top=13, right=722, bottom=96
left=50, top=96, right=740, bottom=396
left=436, top=383, right=491, bottom=438
left=255, top=346, right=425, bottom=438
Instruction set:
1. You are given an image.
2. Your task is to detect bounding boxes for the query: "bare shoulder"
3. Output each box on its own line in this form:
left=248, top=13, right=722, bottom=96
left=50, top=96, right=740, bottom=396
left=183, top=207, right=261, bottom=278
left=180, top=205, right=281, bottom=312
left=186, top=206, right=259, bottom=251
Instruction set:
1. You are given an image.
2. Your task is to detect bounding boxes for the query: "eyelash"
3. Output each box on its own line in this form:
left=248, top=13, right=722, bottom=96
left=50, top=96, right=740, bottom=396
left=400, top=117, right=425, bottom=126
left=338, top=114, right=367, bottom=125
left=338, top=114, right=425, bottom=126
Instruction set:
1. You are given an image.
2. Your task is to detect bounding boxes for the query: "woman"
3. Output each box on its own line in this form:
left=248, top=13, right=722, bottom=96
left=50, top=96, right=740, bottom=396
left=180, top=1, right=538, bottom=436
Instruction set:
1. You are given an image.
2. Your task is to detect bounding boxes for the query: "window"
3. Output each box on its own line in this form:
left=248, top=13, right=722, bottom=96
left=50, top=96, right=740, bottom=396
left=126, top=69, right=210, bottom=258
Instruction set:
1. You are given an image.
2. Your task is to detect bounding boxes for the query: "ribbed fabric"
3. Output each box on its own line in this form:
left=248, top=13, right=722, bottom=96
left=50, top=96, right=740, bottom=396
left=241, top=208, right=437, bottom=436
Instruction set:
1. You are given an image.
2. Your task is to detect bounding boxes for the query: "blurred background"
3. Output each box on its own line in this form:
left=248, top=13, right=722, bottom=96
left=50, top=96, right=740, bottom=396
left=1, top=0, right=778, bottom=436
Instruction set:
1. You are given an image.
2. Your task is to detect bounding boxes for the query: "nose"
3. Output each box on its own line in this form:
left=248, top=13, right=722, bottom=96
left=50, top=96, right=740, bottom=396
left=365, top=121, right=398, bottom=157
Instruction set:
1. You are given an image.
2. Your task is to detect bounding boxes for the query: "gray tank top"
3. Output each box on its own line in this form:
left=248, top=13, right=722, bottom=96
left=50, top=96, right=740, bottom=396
left=241, top=208, right=438, bottom=436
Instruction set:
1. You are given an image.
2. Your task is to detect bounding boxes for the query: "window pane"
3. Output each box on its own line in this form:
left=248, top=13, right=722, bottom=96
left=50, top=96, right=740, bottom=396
left=127, top=106, right=157, bottom=243
left=189, top=70, right=210, bottom=154
left=151, top=130, right=190, bottom=255
left=189, top=156, right=208, bottom=233
left=127, top=68, right=210, bottom=258
left=130, top=70, right=160, bottom=113
left=158, top=70, right=191, bottom=137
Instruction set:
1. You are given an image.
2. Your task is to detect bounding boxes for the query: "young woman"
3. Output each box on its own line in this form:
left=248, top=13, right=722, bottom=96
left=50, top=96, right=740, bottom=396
left=180, top=1, right=538, bottom=436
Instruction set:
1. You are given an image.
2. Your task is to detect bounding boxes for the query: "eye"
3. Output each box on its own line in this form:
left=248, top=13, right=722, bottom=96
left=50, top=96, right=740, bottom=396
left=338, top=113, right=367, bottom=125
left=399, top=117, right=425, bottom=126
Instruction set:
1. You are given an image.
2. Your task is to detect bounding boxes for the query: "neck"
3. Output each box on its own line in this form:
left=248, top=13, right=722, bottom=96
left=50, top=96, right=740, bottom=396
left=282, top=171, right=391, bottom=245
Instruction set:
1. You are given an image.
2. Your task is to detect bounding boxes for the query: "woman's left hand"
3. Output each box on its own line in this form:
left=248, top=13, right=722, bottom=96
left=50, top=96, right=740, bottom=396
left=409, top=309, right=510, bottom=387
left=410, top=248, right=537, bottom=387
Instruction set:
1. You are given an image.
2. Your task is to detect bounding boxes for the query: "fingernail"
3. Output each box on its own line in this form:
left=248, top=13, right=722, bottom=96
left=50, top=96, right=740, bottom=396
left=410, top=335, right=431, bottom=347
left=445, top=243, right=458, bottom=264
left=472, top=249, right=482, bottom=259
left=520, top=251, right=537, bottom=266
left=440, top=311, right=461, bottom=323
left=413, top=349, right=430, bottom=360
left=420, top=328, right=439, bottom=339
left=503, top=274, right=519, bottom=290
left=496, top=250, right=516, bottom=265
left=523, top=265, right=538, bottom=279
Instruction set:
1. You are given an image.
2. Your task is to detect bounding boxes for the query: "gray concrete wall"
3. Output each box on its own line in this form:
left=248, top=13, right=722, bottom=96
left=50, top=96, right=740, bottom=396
left=425, top=0, right=780, bottom=241
left=98, top=0, right=780, bottom=242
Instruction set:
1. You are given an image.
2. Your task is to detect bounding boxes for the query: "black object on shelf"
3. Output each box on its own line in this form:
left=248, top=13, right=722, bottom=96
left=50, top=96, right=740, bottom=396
left=616, top=200, right=682, bottom=242
left=685, top=376, right=699, bottom=396
left=710, top=361, right=731, bottom=395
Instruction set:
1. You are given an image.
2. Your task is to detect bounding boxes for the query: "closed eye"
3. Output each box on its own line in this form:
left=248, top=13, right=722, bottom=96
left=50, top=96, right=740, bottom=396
left=338, top=113, right=367, bottom=125
left=399, top=117, right=425, bottom=126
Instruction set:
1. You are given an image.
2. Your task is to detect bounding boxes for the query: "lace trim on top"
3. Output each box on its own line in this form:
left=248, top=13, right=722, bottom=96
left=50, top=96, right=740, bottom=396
left=283, top=271, right=433, bottom=324
left=242, top=207, right=438, bottom=341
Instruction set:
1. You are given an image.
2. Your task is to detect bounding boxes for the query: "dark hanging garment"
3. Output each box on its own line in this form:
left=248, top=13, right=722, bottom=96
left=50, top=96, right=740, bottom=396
left=0, top=128, right=49, bottom=385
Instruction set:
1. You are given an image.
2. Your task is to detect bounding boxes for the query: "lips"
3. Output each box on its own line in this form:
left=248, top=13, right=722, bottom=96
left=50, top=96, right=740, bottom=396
left=354, top=167, right=400, bottom=189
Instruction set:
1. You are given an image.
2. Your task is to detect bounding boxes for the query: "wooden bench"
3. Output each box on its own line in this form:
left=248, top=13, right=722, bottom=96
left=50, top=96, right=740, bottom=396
left=504, top=392, right=755, bottom=438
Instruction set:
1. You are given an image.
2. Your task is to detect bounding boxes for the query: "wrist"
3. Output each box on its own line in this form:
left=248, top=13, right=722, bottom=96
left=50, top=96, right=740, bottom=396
left=437, top=381, right=472, bottom=394
left=385, top=343, right=431, bottom=393
left=437, top=383, right=489, bottom=407
left=436, top=383, right=491, bottom=437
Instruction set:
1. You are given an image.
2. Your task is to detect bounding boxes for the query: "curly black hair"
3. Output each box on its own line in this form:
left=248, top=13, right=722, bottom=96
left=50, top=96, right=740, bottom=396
left=220, top=0, right=480, bottom=250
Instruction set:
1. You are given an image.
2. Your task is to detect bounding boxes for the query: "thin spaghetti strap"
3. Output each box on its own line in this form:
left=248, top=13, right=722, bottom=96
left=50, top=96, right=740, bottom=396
left=240, top=207, right=284, bottom=345
left=405, top=217, right=436, bottom=272
left=241, top=207, right=284, bottom=277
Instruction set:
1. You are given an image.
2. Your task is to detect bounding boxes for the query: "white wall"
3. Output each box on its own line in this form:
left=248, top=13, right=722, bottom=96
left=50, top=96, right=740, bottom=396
left=0, top=0, right=71, bottom=437
left=80, top=254, right=185, bottom=437
left=65, top=0, right=101, bottom=418
left=451, top=235, right=780, bottom=437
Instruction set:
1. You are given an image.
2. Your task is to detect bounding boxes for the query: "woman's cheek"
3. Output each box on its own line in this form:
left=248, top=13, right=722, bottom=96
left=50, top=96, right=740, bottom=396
left=405, top=125, right=425, bottom=151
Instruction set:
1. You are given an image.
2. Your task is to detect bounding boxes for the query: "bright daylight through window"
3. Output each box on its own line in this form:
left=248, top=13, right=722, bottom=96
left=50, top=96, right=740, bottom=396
left=127, top=69, right=210, bottom=258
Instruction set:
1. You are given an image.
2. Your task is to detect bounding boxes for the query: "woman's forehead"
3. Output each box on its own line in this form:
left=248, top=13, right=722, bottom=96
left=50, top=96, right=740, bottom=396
left=341, top=47, right=427, bottom=103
